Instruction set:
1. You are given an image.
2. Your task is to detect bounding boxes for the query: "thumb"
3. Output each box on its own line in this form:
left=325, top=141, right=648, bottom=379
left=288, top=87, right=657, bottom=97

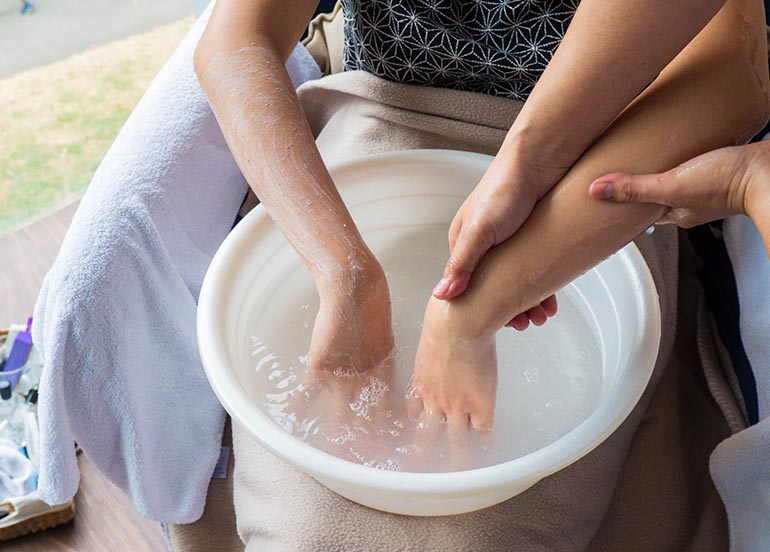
left=589, top=172, right=679, bottom=206
left=433, top=223, right=493, bottom=300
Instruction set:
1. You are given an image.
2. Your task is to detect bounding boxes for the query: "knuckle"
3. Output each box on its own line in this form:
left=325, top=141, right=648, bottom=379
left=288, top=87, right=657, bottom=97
left=618, top=180, right=640, bottom=202
left=748, top=140, right=770, bottom=169
left=463, top=217, right=488, bottom=238
left=446, top=254, right=470, bottom=275
left=472, top=416, right=493, bottom=432
left=468, top=221, right=497, bottom=252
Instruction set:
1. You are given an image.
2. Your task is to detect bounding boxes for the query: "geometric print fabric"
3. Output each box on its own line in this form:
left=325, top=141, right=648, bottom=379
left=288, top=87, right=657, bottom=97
left=342, top=0, right=581, bottom=100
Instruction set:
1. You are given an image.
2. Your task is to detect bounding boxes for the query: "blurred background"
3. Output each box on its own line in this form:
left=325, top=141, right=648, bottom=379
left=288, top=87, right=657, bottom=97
left=0, top=0, right=205, bottom=235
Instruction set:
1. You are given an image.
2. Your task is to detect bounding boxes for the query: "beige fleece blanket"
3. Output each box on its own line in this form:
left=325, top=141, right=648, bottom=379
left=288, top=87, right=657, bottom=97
left=222, top=67, right=734, bottom=552
left=168, top=9, right=742, bottom=552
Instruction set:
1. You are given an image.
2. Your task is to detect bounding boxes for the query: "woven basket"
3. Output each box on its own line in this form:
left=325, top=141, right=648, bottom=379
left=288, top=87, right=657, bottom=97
left=0, top=326, right=75, bottom=540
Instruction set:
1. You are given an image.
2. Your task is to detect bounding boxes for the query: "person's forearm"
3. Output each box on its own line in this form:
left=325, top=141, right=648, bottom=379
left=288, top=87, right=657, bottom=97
left=195, top=1, right=379, bottom=293
left=494, top=0, right=727, bottom=188
left=451, top=0, right=770, bottom=337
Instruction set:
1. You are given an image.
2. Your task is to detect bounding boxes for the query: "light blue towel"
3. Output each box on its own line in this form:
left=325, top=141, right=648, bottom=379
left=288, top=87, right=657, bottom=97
left=31, top=3, right=322, bottom=523
left=712, top=210, right=770, bottom=551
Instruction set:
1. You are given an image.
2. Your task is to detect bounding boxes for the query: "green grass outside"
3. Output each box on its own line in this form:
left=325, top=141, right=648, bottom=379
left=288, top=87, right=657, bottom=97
left=0, top=18, right=194, bottom=234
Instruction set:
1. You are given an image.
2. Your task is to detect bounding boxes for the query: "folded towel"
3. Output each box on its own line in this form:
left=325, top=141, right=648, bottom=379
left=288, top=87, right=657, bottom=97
left=31, top=2, right=322, bottom=523
left=711, top=209, right=770, bottom=551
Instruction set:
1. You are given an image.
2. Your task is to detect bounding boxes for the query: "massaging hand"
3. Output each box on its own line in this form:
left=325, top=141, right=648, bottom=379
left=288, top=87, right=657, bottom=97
left=589, top=142, right=770, bottom=228
left=434, top=156, right=560, bottom=330
left=410, top=295, right=497, bottom=465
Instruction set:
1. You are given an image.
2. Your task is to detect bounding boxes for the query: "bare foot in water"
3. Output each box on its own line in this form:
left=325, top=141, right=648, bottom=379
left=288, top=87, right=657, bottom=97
left=410, top=295, right=498, bottom=469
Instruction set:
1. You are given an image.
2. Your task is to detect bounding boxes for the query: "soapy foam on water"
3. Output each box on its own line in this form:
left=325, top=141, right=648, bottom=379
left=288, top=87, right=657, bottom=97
left=245, top=225, right=603, bottom=472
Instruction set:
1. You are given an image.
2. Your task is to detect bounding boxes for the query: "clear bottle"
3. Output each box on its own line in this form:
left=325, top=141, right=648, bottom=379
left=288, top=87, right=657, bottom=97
left=0, top=381, right=19, bottom=442
left=20, top=389, right=39, bottom=468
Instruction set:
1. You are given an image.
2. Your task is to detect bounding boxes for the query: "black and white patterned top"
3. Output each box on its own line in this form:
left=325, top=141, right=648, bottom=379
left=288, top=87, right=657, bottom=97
left=341, top=0, right=581, bottom=100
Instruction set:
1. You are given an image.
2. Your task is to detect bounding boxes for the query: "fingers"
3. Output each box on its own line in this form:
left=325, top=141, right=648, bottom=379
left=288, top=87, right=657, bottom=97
left=527, top=305, right=548, bottom=326
left=589, top=172, right=677, bottom=206
left=470, top=409, right=494, bottom=433
left=447, top=413, right=470, bottom=449
left=433, top=221, right=494, bottom=300
left=474, top=427, right=497, bottom=456
left=447, top=407, right=494, bottom=471
left=590, top=146, right=758, bottom=215
left=470, top=415, right=497, bottom=467
left=505, top=295, right=559, bottom=330
left=415, top=407, right=444, bottom=461
left=447, top=413, right=471, bottom=471
left=405, top=386, right=424, bottom=422
left=409, top=400, right=494, bottom=472
left=541, top=294, right=558, bottom=316
left=507, top=313, right=530, bottom=331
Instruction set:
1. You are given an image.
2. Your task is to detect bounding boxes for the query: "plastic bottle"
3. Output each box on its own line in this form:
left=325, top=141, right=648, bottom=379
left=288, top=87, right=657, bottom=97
left=0, top=381, right=19, bottom=442
left=20, top=389, right=39, bottom=469
left=0, top=382, right=15, bottom=419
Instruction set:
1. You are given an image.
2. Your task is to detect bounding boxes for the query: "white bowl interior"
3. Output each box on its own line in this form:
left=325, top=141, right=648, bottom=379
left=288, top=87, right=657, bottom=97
left=198, top=150, right=660, bottom=515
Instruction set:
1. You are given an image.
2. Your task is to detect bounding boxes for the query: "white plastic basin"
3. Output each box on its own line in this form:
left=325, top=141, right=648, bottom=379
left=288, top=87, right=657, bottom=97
left=197, top=149, right=661, bottom=516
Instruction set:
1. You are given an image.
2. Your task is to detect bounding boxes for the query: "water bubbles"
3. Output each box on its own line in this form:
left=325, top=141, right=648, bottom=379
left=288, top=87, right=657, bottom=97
left=255, top=353, right=278, bottom=374
left=332, top=366, right=357, bottom=379
left=348, top=375, right=390, bottom=421
left=328, top=428, right=356, bottom=446
left=523, top=366, right=539, bottom=384
left=545, top=398, right=563, bottom=410
left=251, top=337, right=267, bottom=356
left=365, top=459, right=401, bottom=471
left=245, top=226, right=603, bottom=473
left=268, top=369, right=283, bottom=381
left=276, top=374, right=296, bottom=389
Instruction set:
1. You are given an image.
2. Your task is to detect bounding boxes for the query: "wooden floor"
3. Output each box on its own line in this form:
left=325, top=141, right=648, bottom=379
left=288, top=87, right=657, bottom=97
left=0, top=204, right=167, bottom=551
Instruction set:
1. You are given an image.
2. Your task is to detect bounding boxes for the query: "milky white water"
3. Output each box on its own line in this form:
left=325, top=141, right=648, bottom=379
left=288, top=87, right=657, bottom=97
left=245, top=224, right=603, bottom=472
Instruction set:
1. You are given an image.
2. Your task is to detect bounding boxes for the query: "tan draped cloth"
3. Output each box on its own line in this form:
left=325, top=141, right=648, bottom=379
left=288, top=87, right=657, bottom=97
left=168, top=6, right=745, bottom=551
